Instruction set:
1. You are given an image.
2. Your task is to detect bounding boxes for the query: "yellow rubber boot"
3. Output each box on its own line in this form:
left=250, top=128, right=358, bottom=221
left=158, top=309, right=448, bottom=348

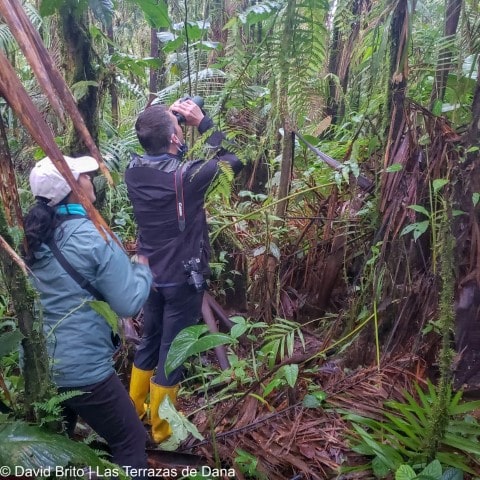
left=129, top=365, right=153, bottom=420
left=149, top=379, right=179, bottom=444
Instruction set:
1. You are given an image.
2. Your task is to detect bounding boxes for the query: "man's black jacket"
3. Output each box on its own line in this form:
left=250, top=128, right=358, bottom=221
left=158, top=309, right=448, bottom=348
left=125, top=116, right=243, bottom=287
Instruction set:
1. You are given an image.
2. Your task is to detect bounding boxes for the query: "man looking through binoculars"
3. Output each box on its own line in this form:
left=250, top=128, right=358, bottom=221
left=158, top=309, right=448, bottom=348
left=125, top=97, right=243, bottom=444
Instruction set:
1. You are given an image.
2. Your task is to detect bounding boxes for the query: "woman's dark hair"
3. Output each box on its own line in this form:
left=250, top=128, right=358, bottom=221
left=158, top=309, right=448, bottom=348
left=23, top=198, right=61, bottom=266
left=135, top=104, right=176, bottom=155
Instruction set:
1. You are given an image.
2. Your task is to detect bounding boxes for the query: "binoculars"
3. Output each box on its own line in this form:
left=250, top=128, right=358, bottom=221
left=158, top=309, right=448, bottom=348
left=173, top=95, right=205, bottom=124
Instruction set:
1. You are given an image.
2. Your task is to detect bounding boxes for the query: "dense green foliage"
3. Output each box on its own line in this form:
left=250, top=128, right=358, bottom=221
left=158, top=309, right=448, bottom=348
left=0, top=0, right=479, bottom=478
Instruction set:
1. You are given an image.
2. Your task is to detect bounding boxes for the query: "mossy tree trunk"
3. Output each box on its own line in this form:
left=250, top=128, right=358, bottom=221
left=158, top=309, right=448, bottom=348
left=59, top=3, right=101, bottom=152
left=0, top=120, right=51, bottom=420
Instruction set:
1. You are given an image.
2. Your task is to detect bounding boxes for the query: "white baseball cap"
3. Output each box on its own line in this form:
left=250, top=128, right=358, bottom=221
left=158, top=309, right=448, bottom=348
left=29, top=155, right=99, bottom=206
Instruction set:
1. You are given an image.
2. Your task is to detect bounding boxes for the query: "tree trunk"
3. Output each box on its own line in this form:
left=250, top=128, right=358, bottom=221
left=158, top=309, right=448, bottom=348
left=463, top=59, right=480, bottom=146
left=59, top=4, right=101, bottom=152
left=0, top=231, right=52, bottom=421
left=0, top=116, right=23, bottom=232
left=327, top=0, right=371, bottom=124
left=107, top=24, right=119, bottom=128
left=387, top=0, right=409, bottom=136
left=429, top=0, right=463, bottom=110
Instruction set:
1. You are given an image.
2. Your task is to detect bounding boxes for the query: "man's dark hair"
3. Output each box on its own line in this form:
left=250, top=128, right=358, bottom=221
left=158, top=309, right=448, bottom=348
left=135, top=104, right=176, bottom=155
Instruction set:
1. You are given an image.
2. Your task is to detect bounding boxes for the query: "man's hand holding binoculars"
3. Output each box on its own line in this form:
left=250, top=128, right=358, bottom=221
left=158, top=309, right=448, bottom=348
left=170, top=98, right=204, bottom=127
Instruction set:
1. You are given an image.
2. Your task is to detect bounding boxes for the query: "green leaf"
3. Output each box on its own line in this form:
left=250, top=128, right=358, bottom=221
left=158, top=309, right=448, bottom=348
left=472, top=192, right=480, bottom=206
left=0, top=422, right=106, bottom=471
left=158, top=397, right=203, bottom=450
left=165, top=325, right=233, bottom=375
left=395, top=464, right=416, bottom=480
left=230, top=323, right=248, bottom=339
left=238, top=0, right=282, bottom=26
left=88, top=300, right=118, bottom=335
left=70, top=81, right=99, bottom=101
left=443, top=432, right=480, bottom=455
left=408, top=204, right=430, bottom=217
left=263, top=378, right=283, bottom=396
left=281, top=364, right=298, bottom=388
left=126, top=0, right=170, bottom=28
left=302, top=391, right=326, bottom=408
left=421, top=460, right=442, bottom=479
left=373, top=456, right=392, bottom=478
left=386, top=163, right=403, bottom=173
left=432, top=178, right=449, bottom=193
left=441, top=468, right=463, bottom=480
left=400, top=220, right=429, bottom=241
left=0, top=329, right=24, bottom=357
left=39, top=0, right=67, bottom=16
left=351, top=425, right=400, bottom=470
left=449, top=399, right=480, bottom=415
left=432, top=99, right=443, bottom=116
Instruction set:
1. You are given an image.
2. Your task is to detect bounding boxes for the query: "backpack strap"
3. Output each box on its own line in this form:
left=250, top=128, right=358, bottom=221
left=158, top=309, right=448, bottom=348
left=46, top=239, right=105, bottom=302
left=174, top=163, right=187, bottom=232
left=47, top=215, right=105, bottom=301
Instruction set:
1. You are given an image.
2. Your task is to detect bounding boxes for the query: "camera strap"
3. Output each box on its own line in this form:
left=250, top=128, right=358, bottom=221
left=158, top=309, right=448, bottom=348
left=174, top=163, right=187, bottom=232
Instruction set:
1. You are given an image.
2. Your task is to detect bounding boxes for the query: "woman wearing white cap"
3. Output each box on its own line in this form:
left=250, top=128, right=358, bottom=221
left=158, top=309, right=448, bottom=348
left=23, top=155, right=152, bottom=477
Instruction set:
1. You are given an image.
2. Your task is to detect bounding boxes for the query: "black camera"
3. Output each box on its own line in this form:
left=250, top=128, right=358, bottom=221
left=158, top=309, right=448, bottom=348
left=183, top=257, right=207, bottom=292
left=173, top=95, right=205, bottom=124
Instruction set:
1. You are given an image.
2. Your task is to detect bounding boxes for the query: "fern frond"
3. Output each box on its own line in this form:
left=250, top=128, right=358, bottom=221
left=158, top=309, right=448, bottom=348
left=206, top=161, right=235, bottom=203
left=33, top=390, right=83, bottom=422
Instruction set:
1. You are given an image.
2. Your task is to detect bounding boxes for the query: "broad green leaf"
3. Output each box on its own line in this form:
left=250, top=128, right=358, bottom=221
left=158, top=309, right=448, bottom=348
left=400, top=220, right=429, bottom=241
left=432, top=178, right=449, bottom=193
left=421, top=460, right=442, bottom=479
left=408, top=204, right=430, bottom=216
left=441, top=468, right=463, bottom=480
left=238, top=0, right=282, bottom=26
left=0, top=422, right=106, bottom=471
left=88, top=300, right=118, bottom=335
left=186, top=334, right=233, bottom=358
left=230, top=323, right=248, bottom=339
left=158, top=397, right=203, bottom=451
left=165, top=325, right=232, bottom=375
left=281, top=364, right=298, bottom=388
left=302, top=391, right=326, bottom=408
left=0, top=329, right=24, bottom=357
left=395, top=464, right=416, bottom=480
left=126, top=0, right=170, bottom=28
left=71, top=81, right=99, bottom=101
